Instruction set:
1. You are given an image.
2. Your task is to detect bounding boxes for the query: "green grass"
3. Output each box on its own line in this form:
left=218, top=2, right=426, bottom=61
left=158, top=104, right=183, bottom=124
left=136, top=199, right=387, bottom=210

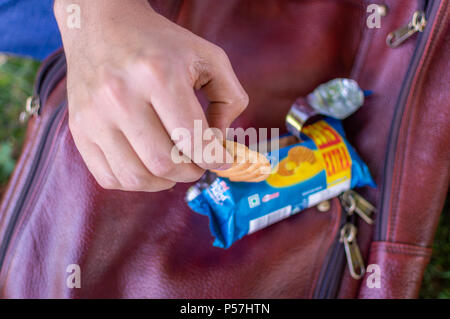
left=420, top=197, right=450, bottom=298
left=0, top=55, right=39, bottom=191
left=0, top=55, right=448, bottom=298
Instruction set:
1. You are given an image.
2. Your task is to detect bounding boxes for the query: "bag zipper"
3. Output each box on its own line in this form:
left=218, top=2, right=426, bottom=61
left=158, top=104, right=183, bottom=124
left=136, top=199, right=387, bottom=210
left=377, top=0, right=440, bottom=242
left=0, top=51, right=67, bottom=273
left=339, top=190, right=374, bottom=280
left=19, top=51, right=67, bottom=123
left=315, top=0, right=437, bottom=297
left=386, top=10, right=427, bottom=48
left=313, top=190, right=374, bottom=298
left=385, top=0, right=434, bottom=48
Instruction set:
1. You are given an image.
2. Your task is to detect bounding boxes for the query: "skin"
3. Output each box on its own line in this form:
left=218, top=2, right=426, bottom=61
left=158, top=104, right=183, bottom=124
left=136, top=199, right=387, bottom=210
left=53, top=0, right=249, bottom=192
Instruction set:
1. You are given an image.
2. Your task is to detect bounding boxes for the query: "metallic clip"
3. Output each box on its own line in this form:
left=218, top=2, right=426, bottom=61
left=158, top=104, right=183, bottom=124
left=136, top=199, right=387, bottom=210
left=387, top=10, right=427, bottom=48
left=19, top=95, right=40, bottom=124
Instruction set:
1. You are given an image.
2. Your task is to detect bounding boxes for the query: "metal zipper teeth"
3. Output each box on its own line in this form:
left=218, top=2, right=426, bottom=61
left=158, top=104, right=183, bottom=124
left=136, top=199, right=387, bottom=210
left=0, top=103, right=66, bottom=272
left=0, top=54, right=67, bottom=272
left=377, top=0, right=438, bottom=241
left=315, top=0, right=436, bottom=296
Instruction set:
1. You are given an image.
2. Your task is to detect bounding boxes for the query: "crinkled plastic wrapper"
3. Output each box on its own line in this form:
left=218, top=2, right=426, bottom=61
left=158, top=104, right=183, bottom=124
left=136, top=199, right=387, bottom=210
left=186, top=118, right=375, bottom=248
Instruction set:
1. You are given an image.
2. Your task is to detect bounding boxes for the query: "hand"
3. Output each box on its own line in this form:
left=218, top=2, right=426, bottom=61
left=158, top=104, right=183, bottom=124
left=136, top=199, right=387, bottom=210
left=54, top=0, right=248, bottom=192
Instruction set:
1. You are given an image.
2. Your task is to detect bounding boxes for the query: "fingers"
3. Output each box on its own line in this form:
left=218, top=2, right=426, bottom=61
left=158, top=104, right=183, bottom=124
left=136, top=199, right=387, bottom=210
left=117, top=95, right=206, bottom=183
left=149, top=81, right=232, bottom=171
left=201, top=48, right=249, bottom=133
left=99, top=74, right=207, bottom=182
left=95, top=127, right=176, bottom=192
left=67, top=40, right=247, bottom=192
left=71, top=134, right=120, bottom=190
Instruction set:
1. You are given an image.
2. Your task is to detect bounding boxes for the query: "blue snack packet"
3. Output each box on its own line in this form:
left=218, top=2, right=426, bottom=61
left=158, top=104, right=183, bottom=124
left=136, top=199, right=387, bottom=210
left=186, top=118, right=375, bottom=248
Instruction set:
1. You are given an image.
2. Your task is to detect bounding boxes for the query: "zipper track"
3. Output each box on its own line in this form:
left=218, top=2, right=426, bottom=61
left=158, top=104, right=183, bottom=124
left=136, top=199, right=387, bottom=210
left=314, top=211, right=356, bottom=298
left=315, top=0, right=436, bottom=298
left=376, top=0, right=438, bottom=241
left=35, top=52, right=62, bottom=94
left=37, top=52, right=67, bottom=111
left=0, top=52, right=67, bottom=273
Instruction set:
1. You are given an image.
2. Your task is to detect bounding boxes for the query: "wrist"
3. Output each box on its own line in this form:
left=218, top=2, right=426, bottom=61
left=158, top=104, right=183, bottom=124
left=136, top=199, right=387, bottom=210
left=54, top=0, right=156, bottom=53
left=54, top=0, right=154, bottom=31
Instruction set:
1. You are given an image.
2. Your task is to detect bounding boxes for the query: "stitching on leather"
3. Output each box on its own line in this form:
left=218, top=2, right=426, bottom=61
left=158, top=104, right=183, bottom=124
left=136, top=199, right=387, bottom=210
left=377, top=247, right=430, bottom=257
left=387, top=0, right=449, bottom=240
left=388, top=1, right=449, bottom=242
left=386, top=1, right=430, bottom=241
left=391, top=1, right=449, bottom=241
left=371, top=242, right=432, bottom=257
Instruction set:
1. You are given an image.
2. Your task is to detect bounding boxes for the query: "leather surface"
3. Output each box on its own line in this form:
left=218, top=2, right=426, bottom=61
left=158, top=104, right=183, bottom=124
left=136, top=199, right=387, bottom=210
left=358, top=242, right=432, bottom=298
left=0, top=0, right=448, bottom=298
left=357, top=0, right=450, bottom=298
left=336, top=0, right=425, bottom=296
left=382, top=0, right=449, bottom=246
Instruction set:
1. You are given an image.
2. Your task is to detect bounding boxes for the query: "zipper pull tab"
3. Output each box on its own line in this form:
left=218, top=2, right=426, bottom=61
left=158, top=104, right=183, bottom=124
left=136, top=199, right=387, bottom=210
left=19, top=95, right=40, bottom=124
left=340, top=190, right=375, bottom=225
left=386, top=10, right=427, bottom=48
left=340, top=223, right=365, bottom=280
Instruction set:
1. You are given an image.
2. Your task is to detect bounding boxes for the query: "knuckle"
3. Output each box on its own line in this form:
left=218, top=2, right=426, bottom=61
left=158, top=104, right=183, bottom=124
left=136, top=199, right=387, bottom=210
left=213, top=46, right=229, bottom=62
left=190, top=60, right=212, bottom=87
left=148, top=154, right=175, bottom=178
left=135, top=54, right=171, bottom=83
left=118, top=173, right=149, bottom=191
left=233, top=91, right=249, bottom=111
left=97, top=74, right=125, bottom=103
left=68, top=104, right=98, bottom=137
left=173, top=130, right=195, bottom=153
left=149, top=156, right=176, bottom=178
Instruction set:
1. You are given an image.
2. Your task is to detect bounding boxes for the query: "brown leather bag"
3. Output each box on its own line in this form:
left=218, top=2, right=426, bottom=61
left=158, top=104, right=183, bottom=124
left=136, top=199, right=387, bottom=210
left=0, top=0, right=448, bottom=298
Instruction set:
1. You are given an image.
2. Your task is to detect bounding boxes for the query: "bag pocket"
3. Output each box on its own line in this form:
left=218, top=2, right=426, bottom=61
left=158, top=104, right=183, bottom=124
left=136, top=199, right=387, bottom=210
left=358, top=241, right=432, bottom=298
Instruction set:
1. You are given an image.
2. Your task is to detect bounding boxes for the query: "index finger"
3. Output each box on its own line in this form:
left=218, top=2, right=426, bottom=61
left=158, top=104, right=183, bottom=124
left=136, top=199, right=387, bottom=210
left=150, top=82, right=233, bottom=171
left=201, top=49, right=249, bottom=133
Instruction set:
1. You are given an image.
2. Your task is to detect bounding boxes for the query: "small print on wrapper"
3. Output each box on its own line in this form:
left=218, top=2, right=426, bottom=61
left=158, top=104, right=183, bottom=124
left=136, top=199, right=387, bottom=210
left=186, top=117, right=376, bottom=248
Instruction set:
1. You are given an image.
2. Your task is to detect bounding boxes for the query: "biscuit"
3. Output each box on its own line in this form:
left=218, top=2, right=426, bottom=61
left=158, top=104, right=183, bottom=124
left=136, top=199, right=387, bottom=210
left=276, top=146, right=316, bottom=176
left=288, top=146, right=316, bottom=164
left=211, top=141, right=271, bottom=182
left=277, top=158, right=297, bottom=176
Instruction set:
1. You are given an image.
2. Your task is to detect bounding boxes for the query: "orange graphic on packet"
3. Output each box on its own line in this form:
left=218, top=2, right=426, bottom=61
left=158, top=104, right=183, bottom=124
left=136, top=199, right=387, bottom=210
left=303, top=121, right=352, bottom=186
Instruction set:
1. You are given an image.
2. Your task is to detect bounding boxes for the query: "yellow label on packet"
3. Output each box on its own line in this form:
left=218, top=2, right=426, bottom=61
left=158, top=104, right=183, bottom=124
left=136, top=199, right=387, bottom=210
left=265, top=156, right=324, bottom=188
left=187, top=117, right=375, bottom=248
left=302, top=120, right=352, bottom=187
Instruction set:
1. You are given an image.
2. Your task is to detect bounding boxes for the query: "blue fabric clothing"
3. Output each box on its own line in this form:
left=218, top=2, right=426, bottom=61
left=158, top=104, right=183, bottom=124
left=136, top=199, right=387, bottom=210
left=0, top=0, right=62, bottom=60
